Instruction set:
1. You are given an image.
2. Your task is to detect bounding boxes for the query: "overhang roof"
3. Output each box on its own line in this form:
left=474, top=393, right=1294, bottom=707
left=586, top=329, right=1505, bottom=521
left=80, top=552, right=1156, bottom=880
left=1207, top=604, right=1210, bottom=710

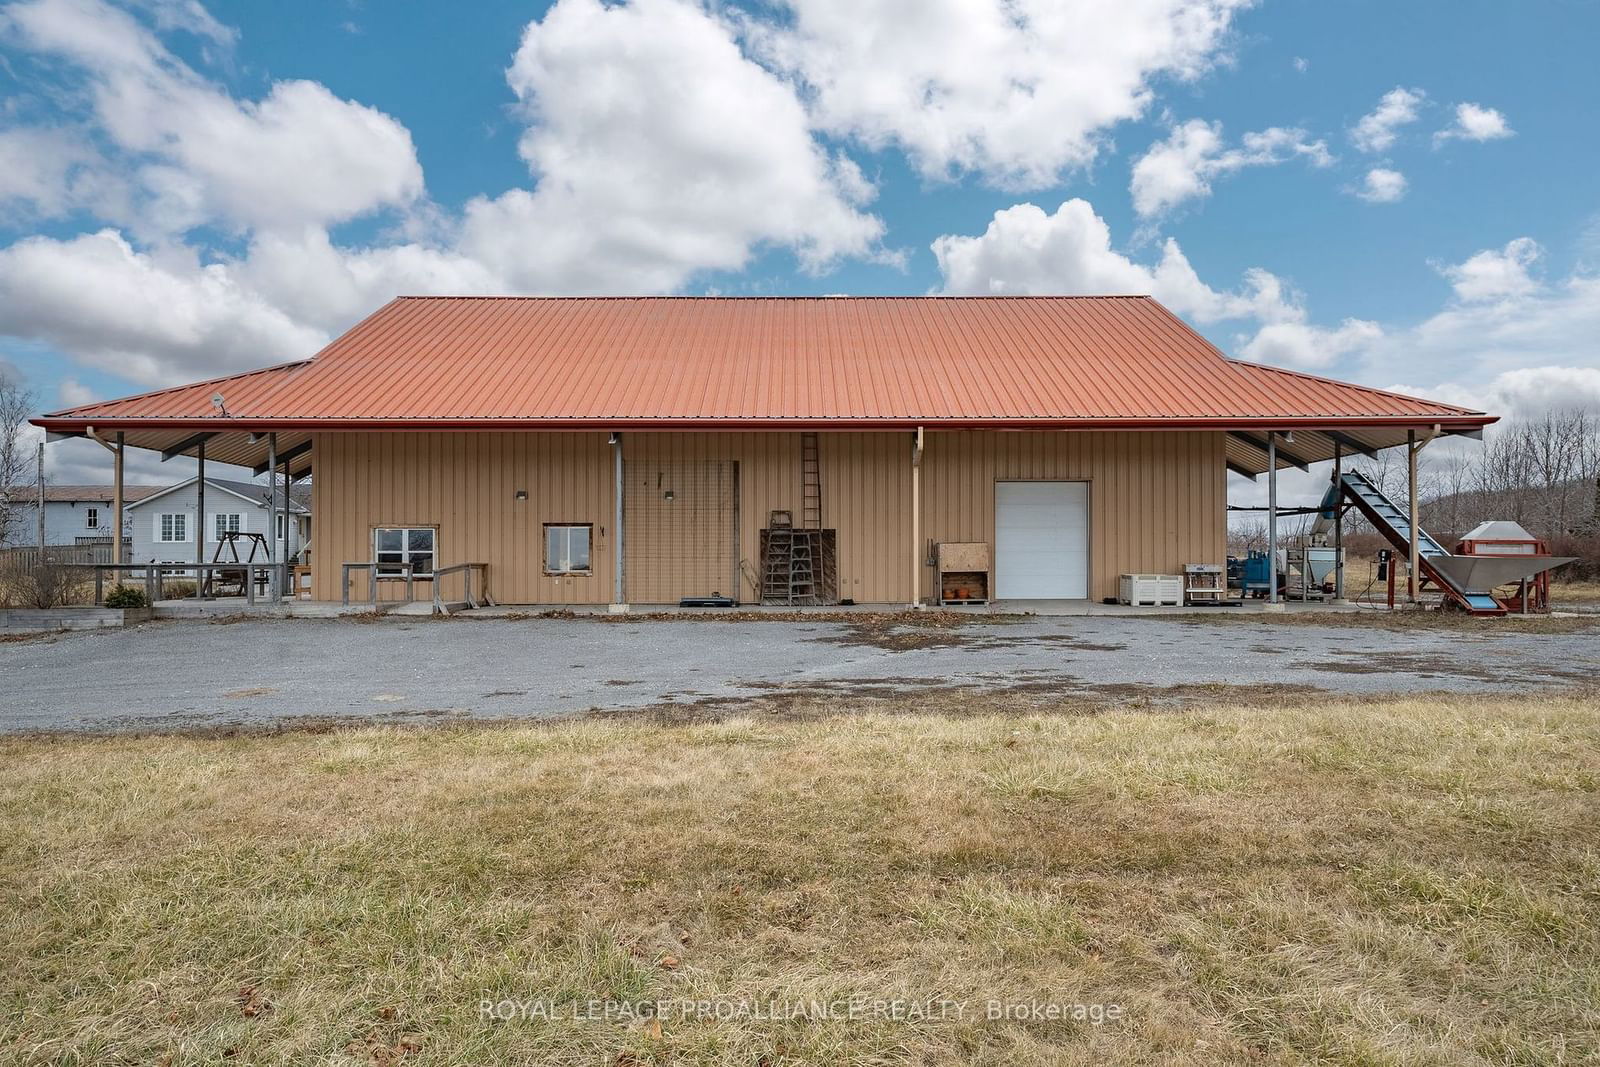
left=33, top=295, right=1494, bottom=475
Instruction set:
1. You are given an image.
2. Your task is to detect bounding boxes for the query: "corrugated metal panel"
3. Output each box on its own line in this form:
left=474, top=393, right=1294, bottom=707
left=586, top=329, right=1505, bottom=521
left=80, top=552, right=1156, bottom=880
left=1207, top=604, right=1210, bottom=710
left=39, top=296, right=1490, bottom=429
left=624, top=458, right=737, bottom=603
left=916, top=430, right=1224, bottom=603
left=309, top=429, right=1222, bottom=605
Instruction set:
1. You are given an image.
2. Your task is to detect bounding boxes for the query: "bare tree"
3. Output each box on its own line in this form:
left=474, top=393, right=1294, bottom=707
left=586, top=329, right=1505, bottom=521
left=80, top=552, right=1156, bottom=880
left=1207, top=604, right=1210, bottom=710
left=0, top=375, right=36, bottom=548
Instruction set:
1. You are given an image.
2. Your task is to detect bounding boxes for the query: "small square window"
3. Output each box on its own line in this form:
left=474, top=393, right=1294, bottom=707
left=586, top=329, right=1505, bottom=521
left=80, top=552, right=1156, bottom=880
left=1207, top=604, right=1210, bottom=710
left=544, top=524, right=592, bottom=574
left=374, top=527, right=435, bottom=577
left=86, top=507, right=99, bottom=529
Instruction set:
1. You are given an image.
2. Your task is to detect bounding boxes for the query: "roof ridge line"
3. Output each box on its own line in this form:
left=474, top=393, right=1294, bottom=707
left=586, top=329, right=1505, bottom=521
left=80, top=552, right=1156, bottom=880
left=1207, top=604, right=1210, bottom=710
left=391, top=294, right=1157, bottom=301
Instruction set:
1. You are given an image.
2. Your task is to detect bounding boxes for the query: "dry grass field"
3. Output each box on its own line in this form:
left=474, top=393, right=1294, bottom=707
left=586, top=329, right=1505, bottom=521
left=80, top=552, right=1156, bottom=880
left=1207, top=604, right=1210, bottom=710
left=3, top=692, right=1598, bottom=1066
left=1550, top=580, right=1600, bottom=605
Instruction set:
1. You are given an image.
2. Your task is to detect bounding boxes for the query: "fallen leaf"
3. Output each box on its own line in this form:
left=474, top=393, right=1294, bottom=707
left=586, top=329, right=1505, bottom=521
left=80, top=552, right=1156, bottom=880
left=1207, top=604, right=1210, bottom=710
left=644, top=1018, right=663, bottom=1040
left=658, top=955, right=679, bottom=970
left=235, top=986, right=272, bottom=1018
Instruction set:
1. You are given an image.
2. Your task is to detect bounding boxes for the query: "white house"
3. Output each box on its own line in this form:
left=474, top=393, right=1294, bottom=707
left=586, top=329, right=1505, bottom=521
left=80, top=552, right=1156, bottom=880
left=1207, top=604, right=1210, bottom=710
left=126, top=477, right=310, bottom=566
left=0, top=485, right=164, bottom=549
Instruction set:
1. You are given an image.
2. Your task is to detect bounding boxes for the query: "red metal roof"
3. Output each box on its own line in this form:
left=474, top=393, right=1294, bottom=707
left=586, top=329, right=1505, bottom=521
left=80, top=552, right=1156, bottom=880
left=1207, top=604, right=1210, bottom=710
left=35, top=296, right=1489, bottom=430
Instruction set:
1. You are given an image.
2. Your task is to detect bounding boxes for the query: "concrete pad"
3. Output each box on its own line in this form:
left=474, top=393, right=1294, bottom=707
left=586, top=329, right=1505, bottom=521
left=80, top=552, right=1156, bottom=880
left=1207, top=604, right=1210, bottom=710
left=1, top=612, right=1594, bottom=735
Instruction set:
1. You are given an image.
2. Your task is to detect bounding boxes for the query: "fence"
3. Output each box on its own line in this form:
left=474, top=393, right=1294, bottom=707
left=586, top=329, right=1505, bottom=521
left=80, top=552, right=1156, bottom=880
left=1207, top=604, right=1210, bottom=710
left=0, top=543, right=125, bottom=569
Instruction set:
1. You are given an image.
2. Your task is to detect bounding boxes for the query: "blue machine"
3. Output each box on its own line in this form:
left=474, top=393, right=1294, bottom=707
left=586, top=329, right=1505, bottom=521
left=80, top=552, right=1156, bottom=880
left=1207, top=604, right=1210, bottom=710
left=1228, top=551, right=1274, bottom=598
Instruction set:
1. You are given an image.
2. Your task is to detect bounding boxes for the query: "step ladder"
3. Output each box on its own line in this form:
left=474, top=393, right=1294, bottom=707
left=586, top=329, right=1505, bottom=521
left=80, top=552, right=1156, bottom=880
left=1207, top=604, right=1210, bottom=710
left=1326, top=470, right=1504, bottom=614
left=762, top=510, right=817, bottom=604
left=801, top=432, right=822, bottom=529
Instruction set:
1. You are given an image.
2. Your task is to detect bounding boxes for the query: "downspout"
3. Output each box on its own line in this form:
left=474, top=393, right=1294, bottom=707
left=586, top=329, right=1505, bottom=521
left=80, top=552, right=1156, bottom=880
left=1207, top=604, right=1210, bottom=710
left=611, top=432, right=625, bottom=611
left=911, top=426, right=924, bottom=609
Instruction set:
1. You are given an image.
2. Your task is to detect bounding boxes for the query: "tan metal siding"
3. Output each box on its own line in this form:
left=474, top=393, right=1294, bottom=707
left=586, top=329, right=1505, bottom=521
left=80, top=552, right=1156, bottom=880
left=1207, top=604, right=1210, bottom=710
left=311, top=431, right=614, bottom=604
left=310, top=429, right=1224, bottom=605
left=624, top=459, right=737, bottom=603
left=917, top=430, right=1226, bottom=602
left=624, top=432, right=801, bottom=603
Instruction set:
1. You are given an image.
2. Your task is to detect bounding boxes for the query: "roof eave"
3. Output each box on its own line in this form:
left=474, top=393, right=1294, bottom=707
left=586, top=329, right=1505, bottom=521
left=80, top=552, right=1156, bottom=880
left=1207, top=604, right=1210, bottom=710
left=34, top=414, right=1497, bottom=433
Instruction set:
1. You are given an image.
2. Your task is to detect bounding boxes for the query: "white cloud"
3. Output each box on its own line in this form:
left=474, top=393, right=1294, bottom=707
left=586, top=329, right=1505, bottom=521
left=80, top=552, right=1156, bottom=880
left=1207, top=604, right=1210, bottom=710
left=0, top=126, right=100, bottom=220
left=1237, top=318, right=1382, bottom=368
left=1130, top=118, right=1333, bottom=218
left=933, top=199, right=1236, bottom=318
left=0, top=0, right=889, bottom=391
left=1349, top=86, right=1425, bottom=152
left=129, top=0, right=235, bottom=51
left=57, top=377, right=96, bottom=407
left=459, top=0, right=883, bottom=292
left=750, top=0, right=1252, bottom=190
left=1353, top=166, right=1407, bottom=203
left=936, top=206, right=1600, bottom=416
left=1358, top=242, right=1600, bottom=412
left=0, top=230, right=327, bottom=385
left=933, top=198, right=1384, bottom=370
left=1438, top=237, right=1540, bottom=303
left=2, top=0, right=425, bottom=235
left=1433, top=102, right=1513, bottom=145
left=1292, top=56, right=1308, bottom=73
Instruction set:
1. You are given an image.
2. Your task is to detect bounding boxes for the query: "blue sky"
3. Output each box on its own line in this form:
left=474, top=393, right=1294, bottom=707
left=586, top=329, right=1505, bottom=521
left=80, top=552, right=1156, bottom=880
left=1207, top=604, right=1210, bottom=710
left=1, top=0, right=1597, bottom=485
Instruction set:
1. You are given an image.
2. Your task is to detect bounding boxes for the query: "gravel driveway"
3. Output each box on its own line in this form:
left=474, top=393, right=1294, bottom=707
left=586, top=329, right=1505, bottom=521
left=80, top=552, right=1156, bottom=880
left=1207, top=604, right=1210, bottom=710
left=2, top=613, right=1596, bottom=734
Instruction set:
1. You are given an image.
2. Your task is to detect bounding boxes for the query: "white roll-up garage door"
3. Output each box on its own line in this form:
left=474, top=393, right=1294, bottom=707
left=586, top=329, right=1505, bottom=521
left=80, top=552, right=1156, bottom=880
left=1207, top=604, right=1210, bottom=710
left=995, top=481, right=1088, bottom=599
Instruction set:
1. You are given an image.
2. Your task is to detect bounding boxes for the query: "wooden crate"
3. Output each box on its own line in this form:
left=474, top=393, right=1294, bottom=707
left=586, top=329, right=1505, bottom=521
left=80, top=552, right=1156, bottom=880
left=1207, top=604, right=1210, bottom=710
left=937, top=541, right=990, bottom=571
left=936, top=542, right=991, bottom=605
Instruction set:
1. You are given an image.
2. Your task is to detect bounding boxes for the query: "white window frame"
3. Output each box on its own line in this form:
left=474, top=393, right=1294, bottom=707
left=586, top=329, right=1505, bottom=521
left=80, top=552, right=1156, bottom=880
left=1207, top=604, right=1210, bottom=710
left=212, top=513, right=244, bottom=541
left=85, top=507, right=99, bottom=530
left=373, top=526, right=436, bottom=578
left=158, top=513, right=189, bottom=543
left=275, top=513, right=287, bottom=540
left=544, top=523, right=593, bottom=575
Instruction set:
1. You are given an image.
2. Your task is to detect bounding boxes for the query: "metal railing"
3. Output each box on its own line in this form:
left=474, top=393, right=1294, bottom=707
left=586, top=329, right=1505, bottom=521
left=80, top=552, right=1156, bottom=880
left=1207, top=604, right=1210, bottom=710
left=431, top=563, right=493, bottom=613
left=88, top=562, right=291, bottom=605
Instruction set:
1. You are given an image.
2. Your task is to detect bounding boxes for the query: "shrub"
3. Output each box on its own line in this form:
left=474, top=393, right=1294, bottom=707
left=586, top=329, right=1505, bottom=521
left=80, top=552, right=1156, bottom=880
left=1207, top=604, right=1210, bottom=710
left=157, top=579, right=197, bottom=600
left=0, top=563, right=92, bottom=608
left=104, top=585, right=148, bottom=609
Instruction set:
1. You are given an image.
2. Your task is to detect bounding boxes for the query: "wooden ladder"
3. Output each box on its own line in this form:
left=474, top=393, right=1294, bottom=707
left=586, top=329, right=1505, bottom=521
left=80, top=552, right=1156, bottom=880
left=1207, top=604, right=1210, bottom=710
left=801, top=432, right=822, bottom=529
left=763, top=511, right=796, bottom=603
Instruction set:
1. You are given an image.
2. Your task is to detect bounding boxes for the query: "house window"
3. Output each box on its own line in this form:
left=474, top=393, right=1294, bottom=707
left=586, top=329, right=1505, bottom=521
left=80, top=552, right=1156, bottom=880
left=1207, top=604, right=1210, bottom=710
left=85, top=507, right=99, bottom=529
left=213, top=513, right=243, bottom=540
left=275, top=514, right=287, bottom=540
left=544, top=524, right=592, bottom=574
left=159, top=514, right=188, bottom=543
left=375, top=527, right=435, bottom=578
